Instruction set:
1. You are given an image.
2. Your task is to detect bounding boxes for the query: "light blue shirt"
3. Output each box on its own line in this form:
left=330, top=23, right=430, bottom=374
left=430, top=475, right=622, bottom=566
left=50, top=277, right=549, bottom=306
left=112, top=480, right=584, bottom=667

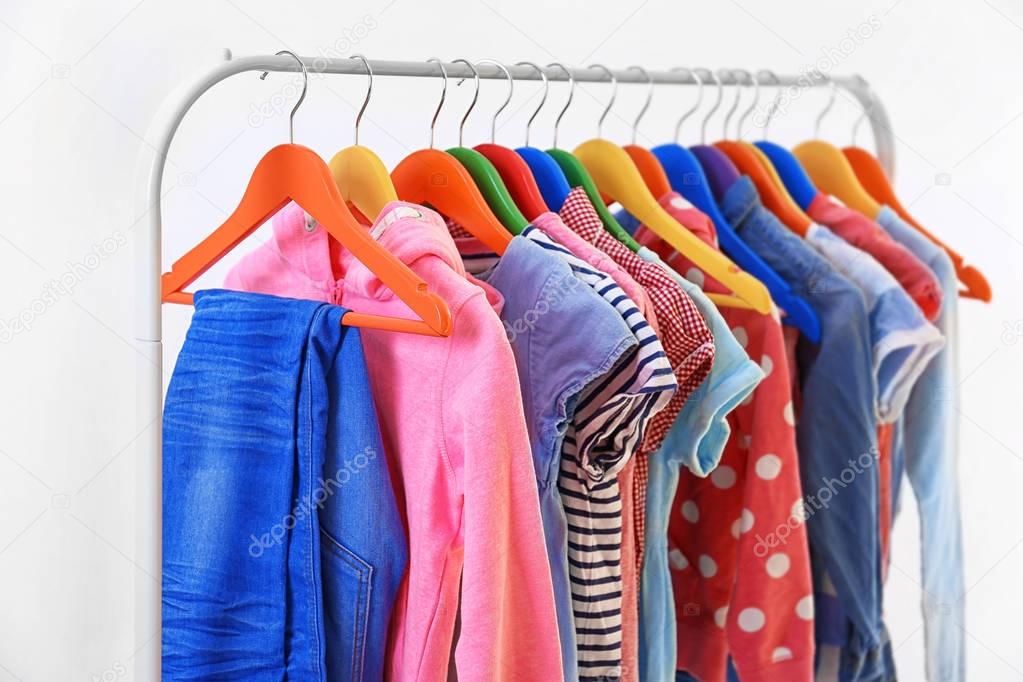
left=636, top=246, right=764, bottom=682
left=877, top=206, right=965, bottom=682
left=806, top=223, right=945, bottom=423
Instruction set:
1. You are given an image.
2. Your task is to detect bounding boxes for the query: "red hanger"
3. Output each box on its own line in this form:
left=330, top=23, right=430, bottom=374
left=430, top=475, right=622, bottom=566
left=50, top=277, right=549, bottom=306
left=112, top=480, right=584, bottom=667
left=163, top=144, right=452, bottom=336
left=475, top=143, right=549, bottom=220
left=843, top=146, right=992, bottom=302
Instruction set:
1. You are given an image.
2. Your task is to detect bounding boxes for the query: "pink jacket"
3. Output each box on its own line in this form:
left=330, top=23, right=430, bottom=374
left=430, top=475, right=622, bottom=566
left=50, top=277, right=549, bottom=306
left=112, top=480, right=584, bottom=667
left=225, top=201, right=563, bottom=681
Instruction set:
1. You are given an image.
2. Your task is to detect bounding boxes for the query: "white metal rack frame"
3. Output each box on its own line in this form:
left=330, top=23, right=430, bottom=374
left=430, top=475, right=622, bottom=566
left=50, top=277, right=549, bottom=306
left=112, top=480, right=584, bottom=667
left=133, top=51, right=896, bottom=680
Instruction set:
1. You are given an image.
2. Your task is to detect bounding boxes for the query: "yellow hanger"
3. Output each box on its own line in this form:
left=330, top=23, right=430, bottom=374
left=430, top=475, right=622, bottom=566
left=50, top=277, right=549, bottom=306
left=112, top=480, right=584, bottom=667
left=573, top=64, right=771, bottom=314
left=327, top=55, right=398, bottom=221
left=792, top=78, right=881, bottom=217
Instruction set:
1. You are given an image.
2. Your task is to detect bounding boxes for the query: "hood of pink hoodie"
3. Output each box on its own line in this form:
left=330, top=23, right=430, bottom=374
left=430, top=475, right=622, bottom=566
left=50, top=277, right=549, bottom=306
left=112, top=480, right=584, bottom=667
left=270, top=200, right=504, bottom=316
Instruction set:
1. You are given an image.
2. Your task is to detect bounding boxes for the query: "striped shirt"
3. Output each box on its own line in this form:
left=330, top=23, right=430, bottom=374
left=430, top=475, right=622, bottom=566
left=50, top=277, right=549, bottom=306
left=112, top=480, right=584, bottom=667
left=523, top=226, right=676, bottom=681
left=447, top=219, right=675, bottom=680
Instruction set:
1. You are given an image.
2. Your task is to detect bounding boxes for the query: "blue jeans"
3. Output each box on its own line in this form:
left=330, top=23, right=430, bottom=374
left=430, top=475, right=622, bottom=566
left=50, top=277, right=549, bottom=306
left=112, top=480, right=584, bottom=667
left=162, top=290, right=407, bottom=680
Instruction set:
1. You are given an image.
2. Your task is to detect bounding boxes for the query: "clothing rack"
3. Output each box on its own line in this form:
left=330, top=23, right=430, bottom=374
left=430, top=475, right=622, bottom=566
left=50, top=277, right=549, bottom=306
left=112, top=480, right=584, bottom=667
left=133, top=50, right=896, bottom=680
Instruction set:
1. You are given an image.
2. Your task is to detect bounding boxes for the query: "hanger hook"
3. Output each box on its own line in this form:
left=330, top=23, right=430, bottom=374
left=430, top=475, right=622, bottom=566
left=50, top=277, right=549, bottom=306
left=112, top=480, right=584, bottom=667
left=547, top=62, right=575, bottom=149
left=736, top=70, right=761, bottom=140
left=260, top=50, right=307, bottom=144
left=587, top=63, right=617, bottom=139
left=451, top=58, right=480, bottom=147
left=699, top=68, right=724, bottom=144
left=627, top=65, right=653, bottom=145
left=851, top=82, right=873, bottom=146
left=722, top=68, right=748, bottom=140
left=671, top=67, right=703, bottom=144
left=517, top=61, right=549, bottom=148
left=757, top=69, right=783, bottom=140
left=348, top=54, right=373, bottom=146
left=814, top=74, right=837, bottom=138
left=426, top=57, right=448, bottom=149
left=474, top=59, right=513, bottom=144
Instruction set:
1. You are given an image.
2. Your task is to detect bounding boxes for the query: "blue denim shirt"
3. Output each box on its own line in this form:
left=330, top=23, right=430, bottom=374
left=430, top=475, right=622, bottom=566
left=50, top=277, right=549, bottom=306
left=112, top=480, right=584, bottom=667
left=877, top=206, right=965, bottom=682
left=460, top=235, right=637, bottom=682
left=163, top=290, right=407, bottom=681
left=721, top=177, right=887, bottom=681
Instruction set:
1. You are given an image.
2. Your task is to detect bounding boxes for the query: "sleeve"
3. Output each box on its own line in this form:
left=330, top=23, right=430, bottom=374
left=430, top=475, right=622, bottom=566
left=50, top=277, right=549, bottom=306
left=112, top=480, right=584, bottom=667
left=443, top=295, right=565, bottom=682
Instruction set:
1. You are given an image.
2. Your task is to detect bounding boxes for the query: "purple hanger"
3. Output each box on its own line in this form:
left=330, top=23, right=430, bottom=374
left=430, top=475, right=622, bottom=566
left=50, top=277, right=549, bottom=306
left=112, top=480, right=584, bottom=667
left=690, top=145, right=740, bottom=201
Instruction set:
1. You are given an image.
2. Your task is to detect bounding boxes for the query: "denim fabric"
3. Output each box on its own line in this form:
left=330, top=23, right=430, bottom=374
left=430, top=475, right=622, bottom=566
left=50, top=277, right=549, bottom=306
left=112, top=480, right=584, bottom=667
left=464, top=235, right=637, bottom=682
left=877, top=206, right=965, bottom=682
left=721, top=177, right=884, bottom=680
left=162, top=290, right=407, bottom=681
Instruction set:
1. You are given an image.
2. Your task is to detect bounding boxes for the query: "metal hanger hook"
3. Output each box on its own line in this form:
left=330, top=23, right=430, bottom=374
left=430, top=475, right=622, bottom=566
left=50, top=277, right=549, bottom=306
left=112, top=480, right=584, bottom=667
left=757, top=69, right=783, bottom=140
left=547, top=62, right=575, bottom=149
left=736, top=70, right=761, bottom=140
left=348, top=54, right=373, bottom=146
left=671, top=67, right=703, bottom=144
left=627, top=65, right=653, bottom=145
left=260, top=50, right=308, bottom=144
left=698, top=67, right=724, bottom=144
left=587, top=63, right=617, bottom=139
left=474, top=59, right=513, bottom=144
left=722, top=68, right=748, bottom=140
left=814, top=73, right=837, bottom=138
left=451, top=58, right=480, bottom=147
left=851, top=79, right=873, bottom=145
left=427, top=57, right=448, bottom=149
left=517, top=61, right=548, bottom=148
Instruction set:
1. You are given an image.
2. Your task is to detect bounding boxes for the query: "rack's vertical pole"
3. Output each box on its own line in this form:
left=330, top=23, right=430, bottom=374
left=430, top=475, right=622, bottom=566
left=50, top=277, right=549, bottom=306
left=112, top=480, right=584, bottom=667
left=844, top=77, right=896, bottom=179
left=133, top=124, right=164, bottom=681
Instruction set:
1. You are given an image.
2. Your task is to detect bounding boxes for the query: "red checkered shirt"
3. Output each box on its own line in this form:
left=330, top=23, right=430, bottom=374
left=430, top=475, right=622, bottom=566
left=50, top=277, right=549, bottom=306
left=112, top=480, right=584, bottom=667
left=559, top=187, right=715, bottom=567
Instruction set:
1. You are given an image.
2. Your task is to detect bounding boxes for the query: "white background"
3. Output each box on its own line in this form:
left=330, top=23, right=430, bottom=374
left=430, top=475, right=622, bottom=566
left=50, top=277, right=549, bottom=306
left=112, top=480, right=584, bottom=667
left=0, top=0, right=1020, bottom=680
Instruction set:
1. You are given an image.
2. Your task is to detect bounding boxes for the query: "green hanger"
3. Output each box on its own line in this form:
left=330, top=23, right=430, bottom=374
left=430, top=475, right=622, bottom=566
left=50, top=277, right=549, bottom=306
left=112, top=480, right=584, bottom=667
left=447, top=146, right=528, bottom=234
left=548, top=148, right=641, bottom=251
left=440, top=59, right=527, bottom=235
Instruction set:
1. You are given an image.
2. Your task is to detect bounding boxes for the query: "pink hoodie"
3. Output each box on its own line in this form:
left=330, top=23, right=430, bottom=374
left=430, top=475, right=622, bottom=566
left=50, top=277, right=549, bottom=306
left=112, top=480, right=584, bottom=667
left=225, top=202, right=563, bottom=681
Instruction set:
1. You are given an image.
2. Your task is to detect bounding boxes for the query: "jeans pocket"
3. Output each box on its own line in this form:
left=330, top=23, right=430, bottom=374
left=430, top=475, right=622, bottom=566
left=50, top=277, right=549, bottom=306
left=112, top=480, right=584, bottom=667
left=320, top=528, right=373, bottom=682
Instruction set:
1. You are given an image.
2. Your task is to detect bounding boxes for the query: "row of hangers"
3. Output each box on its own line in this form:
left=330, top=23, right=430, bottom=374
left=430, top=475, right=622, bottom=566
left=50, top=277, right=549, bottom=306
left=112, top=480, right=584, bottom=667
left=161, top=52, right=990, bottom=340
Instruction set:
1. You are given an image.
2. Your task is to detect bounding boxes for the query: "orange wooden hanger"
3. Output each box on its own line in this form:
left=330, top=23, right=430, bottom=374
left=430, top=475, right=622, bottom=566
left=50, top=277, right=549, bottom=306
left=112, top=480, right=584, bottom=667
left=715, top=70, right=812, bottom=236
left=620, top=66, right=673, bottom=198
left=843, top=145, right=992, bottom=302
left=162, top=52, right=451, bottom=337
left=390, top=58, right=513, bottom=255
left=793, top=79, right=882, bottom=217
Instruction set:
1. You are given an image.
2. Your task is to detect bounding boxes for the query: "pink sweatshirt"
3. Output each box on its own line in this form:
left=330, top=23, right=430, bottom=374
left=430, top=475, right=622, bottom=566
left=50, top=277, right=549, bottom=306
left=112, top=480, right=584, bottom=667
left=224, top=201, right=563, bottom=681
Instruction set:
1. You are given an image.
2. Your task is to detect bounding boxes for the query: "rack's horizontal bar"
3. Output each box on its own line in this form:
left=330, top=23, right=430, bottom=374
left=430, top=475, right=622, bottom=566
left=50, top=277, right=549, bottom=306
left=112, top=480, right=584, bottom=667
left=227, top=52, right=867, bottom=90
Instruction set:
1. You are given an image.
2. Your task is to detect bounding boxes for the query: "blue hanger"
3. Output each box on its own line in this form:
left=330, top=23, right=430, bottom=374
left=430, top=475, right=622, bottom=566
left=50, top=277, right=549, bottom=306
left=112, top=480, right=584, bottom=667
left=650, top=69, right=820, bottom=342
left=510, top=61, right=573, bottom=211
left=754, top=141, right=818, bottom=211
left=750, top=70, right=819, bottom=210
left=517, top=147, right=571, bottom=210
